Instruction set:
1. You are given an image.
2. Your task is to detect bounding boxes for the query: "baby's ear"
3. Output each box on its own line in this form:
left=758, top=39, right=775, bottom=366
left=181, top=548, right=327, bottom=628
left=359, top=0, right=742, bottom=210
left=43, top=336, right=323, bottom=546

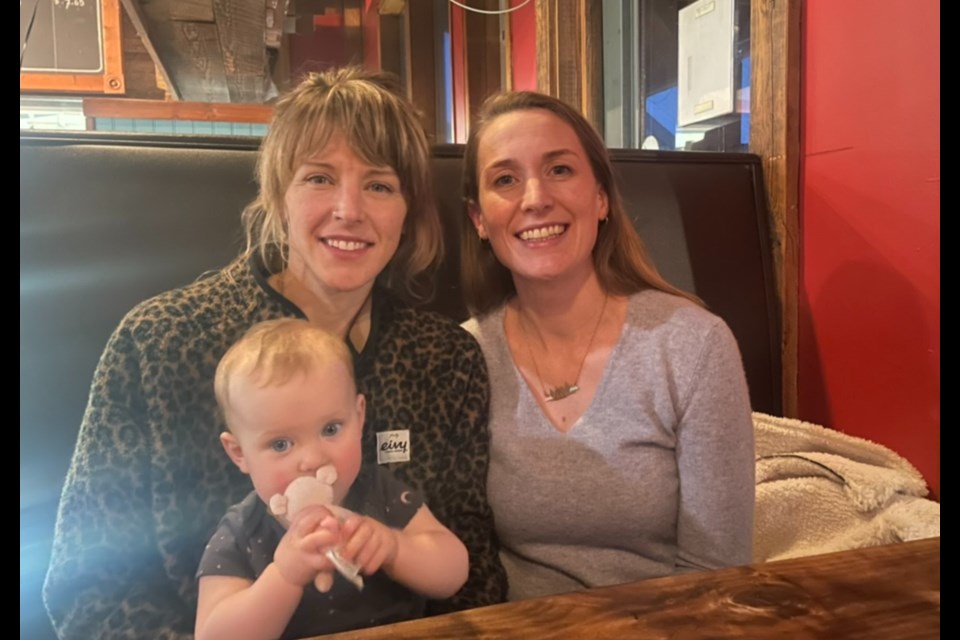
left=355, top=393, right=366, bottom=425
left=219, top=432, right=249, bottom=473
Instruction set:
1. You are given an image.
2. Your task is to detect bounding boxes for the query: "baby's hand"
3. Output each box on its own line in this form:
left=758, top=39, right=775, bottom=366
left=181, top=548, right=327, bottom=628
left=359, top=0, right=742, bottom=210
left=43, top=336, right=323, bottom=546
left=339, top=515, right=400, bottom=576
left=273, top=505, right=340, bottom=588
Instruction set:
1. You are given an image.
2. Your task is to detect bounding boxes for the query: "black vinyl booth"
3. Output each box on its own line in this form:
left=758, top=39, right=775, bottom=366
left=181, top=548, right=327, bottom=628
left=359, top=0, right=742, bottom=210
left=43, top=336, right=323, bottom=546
left=20, top=132, right=780, bottom=638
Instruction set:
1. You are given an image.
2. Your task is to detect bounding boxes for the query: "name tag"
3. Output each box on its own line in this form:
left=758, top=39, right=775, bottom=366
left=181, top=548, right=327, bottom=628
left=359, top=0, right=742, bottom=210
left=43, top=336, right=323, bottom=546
left=376, top=430, right=411, bottom=464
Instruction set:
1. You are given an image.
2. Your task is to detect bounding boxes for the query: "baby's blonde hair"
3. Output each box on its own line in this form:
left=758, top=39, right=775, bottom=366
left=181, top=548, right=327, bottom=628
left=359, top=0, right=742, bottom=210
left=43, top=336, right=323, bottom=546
left=215, top=319, right=355, bottom=427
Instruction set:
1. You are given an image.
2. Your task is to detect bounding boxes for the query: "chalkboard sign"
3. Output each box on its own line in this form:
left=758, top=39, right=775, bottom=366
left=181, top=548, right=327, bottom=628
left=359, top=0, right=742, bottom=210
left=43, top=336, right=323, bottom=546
left=20, top=0, right=125, bottom=94
left=22, top=0, right=102, bottom=73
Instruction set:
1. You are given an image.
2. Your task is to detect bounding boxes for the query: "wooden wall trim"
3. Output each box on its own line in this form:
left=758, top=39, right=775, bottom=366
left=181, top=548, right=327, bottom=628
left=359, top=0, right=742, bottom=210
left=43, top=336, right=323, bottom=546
left=750, top=0, right=802, bottom=416
left=465, top=0, right=503, bottom=121
left=405, top=0, right=439, bottom=140
left=580, top=0, right=602, bottom=130
left=534, top=0, right=551, bottom=97
left=535, top=0, right=602, bottom=131
left=450, top=2, right=468, bottom=142
left=83, top=97, right=272, bottom=123
left=102, top=0, right=126, bottom=94
left=502, top=6, right=514, bottom=91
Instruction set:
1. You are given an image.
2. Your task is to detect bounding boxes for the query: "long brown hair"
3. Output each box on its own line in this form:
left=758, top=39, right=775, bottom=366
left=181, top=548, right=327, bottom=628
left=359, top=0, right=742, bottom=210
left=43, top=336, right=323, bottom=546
left=240, top=67, right=442, bottom=299
left=461, top=91, right=698, bottom=314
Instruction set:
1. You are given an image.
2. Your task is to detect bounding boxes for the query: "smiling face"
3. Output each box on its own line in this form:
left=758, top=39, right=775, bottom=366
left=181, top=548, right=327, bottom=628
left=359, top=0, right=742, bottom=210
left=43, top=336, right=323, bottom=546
left=468, top=108, right=609, bottom=288
left=283, top=131, right=408, bottom=300
left=220, top=359, right=365, bottom=507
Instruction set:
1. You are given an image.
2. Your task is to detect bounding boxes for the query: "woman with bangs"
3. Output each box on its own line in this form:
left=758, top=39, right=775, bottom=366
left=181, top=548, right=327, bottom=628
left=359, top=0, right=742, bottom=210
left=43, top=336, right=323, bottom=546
left=43, top=67, right=506, bottom=639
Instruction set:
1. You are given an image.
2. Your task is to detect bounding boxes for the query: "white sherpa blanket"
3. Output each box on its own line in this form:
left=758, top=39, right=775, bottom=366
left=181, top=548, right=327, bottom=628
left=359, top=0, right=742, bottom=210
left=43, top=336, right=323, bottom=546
left=752, top=412, right=939, bottom=562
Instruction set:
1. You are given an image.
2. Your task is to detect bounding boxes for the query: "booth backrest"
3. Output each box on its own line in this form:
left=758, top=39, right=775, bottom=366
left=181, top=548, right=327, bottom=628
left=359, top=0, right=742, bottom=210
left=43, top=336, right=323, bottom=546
left=20, top=131, right=779, bottom=637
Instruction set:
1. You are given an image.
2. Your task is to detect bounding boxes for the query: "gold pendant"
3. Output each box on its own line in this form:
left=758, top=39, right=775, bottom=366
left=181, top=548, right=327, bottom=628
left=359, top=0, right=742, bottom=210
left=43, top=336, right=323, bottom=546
left=545, top=383, right=579, bottom=402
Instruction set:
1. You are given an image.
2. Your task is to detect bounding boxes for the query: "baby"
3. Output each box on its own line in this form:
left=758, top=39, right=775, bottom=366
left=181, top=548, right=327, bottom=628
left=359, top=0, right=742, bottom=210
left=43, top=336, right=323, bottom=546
left=195, top=319, right=469, bottom=640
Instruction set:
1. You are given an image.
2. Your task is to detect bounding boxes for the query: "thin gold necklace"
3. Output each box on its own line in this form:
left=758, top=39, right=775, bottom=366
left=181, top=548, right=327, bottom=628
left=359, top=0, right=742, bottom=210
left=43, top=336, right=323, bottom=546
left=517, top=293, right=608, bottom=402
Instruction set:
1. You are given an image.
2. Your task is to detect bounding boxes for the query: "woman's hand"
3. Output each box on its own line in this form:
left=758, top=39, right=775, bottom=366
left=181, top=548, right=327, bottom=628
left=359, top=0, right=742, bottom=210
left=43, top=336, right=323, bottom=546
left=273, top=505, right=340, bottom=587
left=338, top=514, right=400, bottom=576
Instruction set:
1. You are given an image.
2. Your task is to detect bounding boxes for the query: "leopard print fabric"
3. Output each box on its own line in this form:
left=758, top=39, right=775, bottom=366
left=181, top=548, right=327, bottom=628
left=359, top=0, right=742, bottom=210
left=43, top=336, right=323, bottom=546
left=43, top=259, right=507, bottom=639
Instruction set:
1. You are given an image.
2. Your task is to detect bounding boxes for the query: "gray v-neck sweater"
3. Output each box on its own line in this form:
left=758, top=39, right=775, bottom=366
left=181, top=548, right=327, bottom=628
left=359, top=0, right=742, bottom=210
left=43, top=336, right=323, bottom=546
left=464, top=289, right=754, bottom=600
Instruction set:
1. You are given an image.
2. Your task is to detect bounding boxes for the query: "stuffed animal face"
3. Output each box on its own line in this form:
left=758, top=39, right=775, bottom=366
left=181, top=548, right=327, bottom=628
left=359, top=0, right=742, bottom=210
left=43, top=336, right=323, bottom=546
left=268, top=464, right=364, bottom=592
left=269, top=464, right=342, bottom=527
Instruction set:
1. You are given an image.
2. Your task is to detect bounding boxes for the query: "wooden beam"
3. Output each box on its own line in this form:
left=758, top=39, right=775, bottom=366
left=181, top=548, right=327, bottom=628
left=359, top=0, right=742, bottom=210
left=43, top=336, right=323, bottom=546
left=465, top=0, right=503, bottom=118
left=152, top=19, right=231, bottom=102
left=102, top=0, right=126, bottom=94
left=137, top=0, right=230, bottom=103
left=379, top=12, right=404, bottom=80
left=536, top=0, right=573, bottom=105
left=450, top=2, right=468, bottom=142
left=750, top=0, right=802, bottom=416
left=83, top=97, right=272, bottom=123
left=212, top=0, right=267, bottom=102
left=406, top=0, right=438, bottom=140
left=580, top=0, right=602, bottom=130
left=163, top=0, right=215, bottom=22
left=535, top=0, right=601, bottom=130
left=501, top=2, right=513, bottom=91
left=120, top=0, right=180, bottom=99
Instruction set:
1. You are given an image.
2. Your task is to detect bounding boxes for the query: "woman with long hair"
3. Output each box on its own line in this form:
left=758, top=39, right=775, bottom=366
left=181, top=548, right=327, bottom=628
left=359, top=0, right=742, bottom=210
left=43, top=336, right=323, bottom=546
left=462, top=91, right=754, bottom=600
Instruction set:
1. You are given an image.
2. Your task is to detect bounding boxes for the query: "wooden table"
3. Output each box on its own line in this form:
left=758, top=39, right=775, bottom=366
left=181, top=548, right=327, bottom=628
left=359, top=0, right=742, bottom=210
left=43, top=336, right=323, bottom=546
left=323, top=537, right=939, bottom=639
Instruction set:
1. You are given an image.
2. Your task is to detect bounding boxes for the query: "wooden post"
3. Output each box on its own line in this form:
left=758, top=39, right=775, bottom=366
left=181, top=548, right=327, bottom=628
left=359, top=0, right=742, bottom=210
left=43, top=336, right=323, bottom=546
left=750, top=0, right=802, bottom=416
left=535, top=0, right=602, bottom=131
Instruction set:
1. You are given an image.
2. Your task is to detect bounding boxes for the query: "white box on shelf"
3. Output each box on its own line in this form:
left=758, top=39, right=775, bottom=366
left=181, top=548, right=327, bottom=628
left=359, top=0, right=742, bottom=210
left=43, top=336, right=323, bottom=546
left=677, top=0, right=736, bottom=127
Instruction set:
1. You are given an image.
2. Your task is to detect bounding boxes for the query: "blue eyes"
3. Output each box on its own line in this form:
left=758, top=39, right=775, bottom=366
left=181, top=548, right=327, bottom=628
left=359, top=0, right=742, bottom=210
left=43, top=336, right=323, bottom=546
left=268, top=424, right=341, bottom=452
left=270, top=439, right=292, bottom=453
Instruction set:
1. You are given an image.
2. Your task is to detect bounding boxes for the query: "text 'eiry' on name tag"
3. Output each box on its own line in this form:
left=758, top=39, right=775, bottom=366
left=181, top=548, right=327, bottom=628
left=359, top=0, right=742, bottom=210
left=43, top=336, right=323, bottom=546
left=376, top=429, right=410, bottom=464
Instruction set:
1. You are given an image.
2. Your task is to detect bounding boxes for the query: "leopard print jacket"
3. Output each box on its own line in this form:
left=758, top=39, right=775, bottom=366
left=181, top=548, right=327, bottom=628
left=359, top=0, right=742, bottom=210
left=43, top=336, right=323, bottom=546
left=43, top=259, right=507, bottom=639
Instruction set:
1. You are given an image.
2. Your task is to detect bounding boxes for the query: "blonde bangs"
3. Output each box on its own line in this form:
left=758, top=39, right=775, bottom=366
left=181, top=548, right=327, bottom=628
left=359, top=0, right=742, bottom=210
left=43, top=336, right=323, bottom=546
left=240, top=68, right=442, bottom=297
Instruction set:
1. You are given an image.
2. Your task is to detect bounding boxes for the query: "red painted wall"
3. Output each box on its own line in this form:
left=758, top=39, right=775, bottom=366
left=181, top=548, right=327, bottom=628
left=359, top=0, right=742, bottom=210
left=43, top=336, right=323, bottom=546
left=800, top=1, right=940, bottom=495
left=509, top=0, right=537, bottom=91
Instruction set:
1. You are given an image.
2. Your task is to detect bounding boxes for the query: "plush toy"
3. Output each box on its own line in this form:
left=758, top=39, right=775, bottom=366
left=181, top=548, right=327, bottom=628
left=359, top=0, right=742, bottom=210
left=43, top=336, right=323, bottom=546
left=269, top=465, right=364, bottom=592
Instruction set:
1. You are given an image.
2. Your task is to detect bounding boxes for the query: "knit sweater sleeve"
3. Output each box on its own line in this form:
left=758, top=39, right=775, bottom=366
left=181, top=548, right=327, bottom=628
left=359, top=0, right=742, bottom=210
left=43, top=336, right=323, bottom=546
left=673, top=317, right=755, bottom=572
left=43, top=306, right=194, bottom=640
